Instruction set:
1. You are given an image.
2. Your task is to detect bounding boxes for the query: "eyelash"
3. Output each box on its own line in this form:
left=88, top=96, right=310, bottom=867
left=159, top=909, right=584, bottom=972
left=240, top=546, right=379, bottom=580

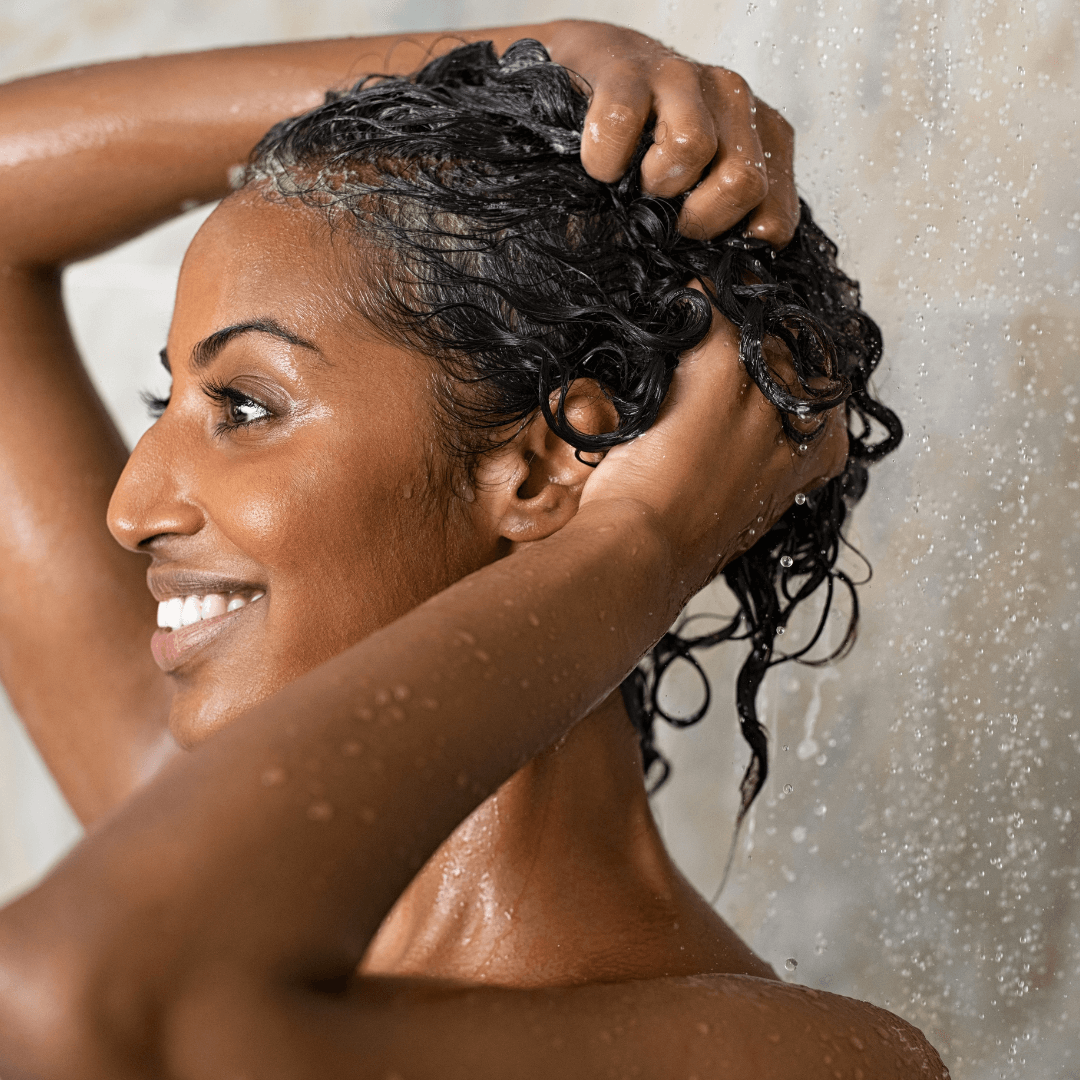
left=140, top=381, right=273, bottom=432
left=142, top=390, right=170, bottom=419
left=203, top=378, right=273, bottom=433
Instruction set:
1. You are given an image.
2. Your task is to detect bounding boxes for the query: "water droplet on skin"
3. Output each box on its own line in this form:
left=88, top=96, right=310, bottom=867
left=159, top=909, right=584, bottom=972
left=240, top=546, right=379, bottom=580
left=392, top=684, right=410, bottom=701
left=474, top=649, right=490, bottom=663
left=420, top=697, right=438, bottom=710
left=261, top=766, right=286, bottom=787
left=849, top=1036, right=865, bottom=1051
left=401, top=483, right=413, bottom=499
left=780, top=555, right=794, bottom=568
left=360, top=807, right=376, bottom=824
left=456, top=629, right=477, bottom=646
left=768, top=1032, right=781, bottom=1044
left=785, top=957, right=798, bottom=971
left=776, top=626, right=785, bottom=635
left=342, top=741, right=361, bottom=757
left=797, top=444, right=808, bottom=454
left=794, top=492, right=807, bottom=505
left=528, top=612, right=541, bottom=627
left=355, top=705, right=373, bottom=721
left=307, top=800, right=334, bottom=822
left=697, top=1022, right=710, bottom=1035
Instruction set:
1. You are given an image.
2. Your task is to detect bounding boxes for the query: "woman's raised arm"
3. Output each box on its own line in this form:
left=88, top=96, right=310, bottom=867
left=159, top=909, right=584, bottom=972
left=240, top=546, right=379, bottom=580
left=0, top=315, right=947, bottom=1078
left=0, top=22, right=795, bottom=825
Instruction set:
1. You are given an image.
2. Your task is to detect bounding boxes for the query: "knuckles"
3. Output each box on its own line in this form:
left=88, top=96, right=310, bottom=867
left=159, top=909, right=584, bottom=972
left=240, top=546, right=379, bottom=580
left=712, top=158, right=770, bottom=208
left=652, top=122, right=717, bottom=172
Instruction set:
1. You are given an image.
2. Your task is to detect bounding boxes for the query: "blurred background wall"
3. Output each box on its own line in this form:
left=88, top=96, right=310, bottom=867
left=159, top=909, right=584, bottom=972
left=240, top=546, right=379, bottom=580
left=1, top=1, right=1077, bottom=1076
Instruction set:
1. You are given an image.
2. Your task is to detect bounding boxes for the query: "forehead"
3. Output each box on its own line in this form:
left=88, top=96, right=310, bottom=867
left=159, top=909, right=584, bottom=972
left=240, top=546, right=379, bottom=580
left=174, top=190, right=345, bottom=334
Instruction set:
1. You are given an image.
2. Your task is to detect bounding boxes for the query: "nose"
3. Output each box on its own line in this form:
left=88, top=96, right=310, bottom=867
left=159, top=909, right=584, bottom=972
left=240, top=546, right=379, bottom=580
left=107, top=420, right=205, bottom=553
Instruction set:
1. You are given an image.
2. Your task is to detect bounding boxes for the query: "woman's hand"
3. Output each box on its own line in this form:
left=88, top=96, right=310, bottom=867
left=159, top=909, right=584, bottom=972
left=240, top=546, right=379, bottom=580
left=543, top=21, right=798, bottom=243
left=580, top=307, right=848, bottom=595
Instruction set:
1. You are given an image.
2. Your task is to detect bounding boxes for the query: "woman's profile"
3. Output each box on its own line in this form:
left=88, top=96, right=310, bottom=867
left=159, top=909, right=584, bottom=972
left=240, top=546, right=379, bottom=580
left=0, top=20, right=947, bottom=1078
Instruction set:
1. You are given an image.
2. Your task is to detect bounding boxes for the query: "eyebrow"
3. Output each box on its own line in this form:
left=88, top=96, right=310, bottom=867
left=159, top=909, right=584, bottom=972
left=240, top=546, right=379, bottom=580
left=162, top=318, right=320, bottom=372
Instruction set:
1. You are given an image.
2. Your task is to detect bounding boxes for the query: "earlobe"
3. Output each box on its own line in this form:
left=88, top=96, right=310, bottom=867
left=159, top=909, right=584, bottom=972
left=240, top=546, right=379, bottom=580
left=473, top=380, right=618, bottom=546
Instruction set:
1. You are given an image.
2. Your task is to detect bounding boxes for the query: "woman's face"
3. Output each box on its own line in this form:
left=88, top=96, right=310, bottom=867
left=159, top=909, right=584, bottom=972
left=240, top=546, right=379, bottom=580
left=108, top=191, right=500, bottom=746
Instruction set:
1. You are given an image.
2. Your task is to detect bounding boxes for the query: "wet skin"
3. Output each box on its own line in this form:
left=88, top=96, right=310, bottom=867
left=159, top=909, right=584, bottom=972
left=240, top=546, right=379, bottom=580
left=108, top=188, right=777, bottom=985
left=0, top=24, right=949, bottom=1079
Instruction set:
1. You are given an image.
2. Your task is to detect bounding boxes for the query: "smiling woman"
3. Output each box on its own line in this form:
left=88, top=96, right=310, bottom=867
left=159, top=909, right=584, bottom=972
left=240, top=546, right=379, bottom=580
left=108, top=194, right=472, bottom=744
left=0, top=19, right=945, bottom=1080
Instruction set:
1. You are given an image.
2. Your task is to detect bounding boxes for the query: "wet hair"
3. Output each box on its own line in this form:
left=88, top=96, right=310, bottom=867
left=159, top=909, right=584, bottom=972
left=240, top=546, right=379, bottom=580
left=244, top=38, right=902, bottom=829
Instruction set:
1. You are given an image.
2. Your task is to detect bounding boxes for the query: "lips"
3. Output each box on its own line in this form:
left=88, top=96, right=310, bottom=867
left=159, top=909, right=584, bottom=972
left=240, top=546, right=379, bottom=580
left=149, top=586, right=265, bottom=674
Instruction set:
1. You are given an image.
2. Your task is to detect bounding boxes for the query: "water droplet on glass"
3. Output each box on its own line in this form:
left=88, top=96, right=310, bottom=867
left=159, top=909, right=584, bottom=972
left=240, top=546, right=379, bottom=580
left=785, top=957, right=798, bottom=971
left=784, top=783, right=794, bottom=793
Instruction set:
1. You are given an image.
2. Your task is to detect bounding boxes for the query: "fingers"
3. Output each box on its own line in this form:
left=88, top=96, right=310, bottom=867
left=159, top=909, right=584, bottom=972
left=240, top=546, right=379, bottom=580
left=677, top=68, right=769, bottom=240
left=570, top=39, right=797, bottom=245
left=637, top=60, right=718, bottom=198
left=746, top=101, right=800, bottom=246
left=579, top=71, right=653, bottom=184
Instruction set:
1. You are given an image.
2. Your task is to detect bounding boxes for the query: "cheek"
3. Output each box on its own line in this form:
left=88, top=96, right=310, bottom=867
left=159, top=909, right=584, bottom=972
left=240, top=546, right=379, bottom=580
left=203, top=428, right=462, bottom=632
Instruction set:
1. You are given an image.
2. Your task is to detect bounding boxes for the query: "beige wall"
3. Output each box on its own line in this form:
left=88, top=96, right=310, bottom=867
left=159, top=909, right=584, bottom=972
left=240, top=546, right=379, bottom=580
left=1, top=2, right=1077, bottom=1077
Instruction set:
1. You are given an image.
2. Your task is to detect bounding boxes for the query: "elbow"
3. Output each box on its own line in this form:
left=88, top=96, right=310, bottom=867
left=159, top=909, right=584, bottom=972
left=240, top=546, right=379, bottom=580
left=0, top=892, right=161, bottom=1080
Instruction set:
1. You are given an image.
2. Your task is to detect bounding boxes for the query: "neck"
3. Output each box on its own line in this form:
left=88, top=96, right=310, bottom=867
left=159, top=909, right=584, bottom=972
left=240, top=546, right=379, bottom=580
left=360, top=693, right=775, bottom=987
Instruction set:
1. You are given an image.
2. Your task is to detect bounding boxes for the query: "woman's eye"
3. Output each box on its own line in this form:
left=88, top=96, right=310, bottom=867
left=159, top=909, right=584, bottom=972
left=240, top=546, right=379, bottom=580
left=227, top=395, right=270, bottom=426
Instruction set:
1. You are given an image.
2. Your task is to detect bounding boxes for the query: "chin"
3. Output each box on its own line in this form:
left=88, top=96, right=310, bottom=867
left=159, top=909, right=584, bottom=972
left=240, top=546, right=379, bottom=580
left=168, top=691, right=248, bottom=750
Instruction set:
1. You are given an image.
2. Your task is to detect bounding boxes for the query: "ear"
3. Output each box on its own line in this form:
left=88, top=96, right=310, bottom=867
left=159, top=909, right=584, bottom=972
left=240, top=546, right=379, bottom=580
left=472, top=380, right=619, bottom=546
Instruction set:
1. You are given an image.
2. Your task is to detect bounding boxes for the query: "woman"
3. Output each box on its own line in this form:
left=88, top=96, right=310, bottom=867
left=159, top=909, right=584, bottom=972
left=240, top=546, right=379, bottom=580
left=0, top=20, right=946, bottom=1078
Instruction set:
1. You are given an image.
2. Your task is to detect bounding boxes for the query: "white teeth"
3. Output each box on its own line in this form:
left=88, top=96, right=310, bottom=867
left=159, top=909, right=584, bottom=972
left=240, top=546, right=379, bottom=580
left=163, top=597, right=184, bottom=630
left=201, top=593, right=227, bottom=620
left=180, top=596, right=202, bottom=627
left=156, top=591, right=262, bottom=629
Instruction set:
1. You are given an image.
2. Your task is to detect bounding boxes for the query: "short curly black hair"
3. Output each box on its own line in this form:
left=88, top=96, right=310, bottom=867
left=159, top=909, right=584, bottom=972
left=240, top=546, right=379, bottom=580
left=244, top=37, right=902, bottom=829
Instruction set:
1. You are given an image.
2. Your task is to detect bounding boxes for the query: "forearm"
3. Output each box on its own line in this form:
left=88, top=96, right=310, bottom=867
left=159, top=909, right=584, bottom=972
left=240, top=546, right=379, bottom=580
left=0, top=23, right=564, bottom=268
left=0, top=498, right=680, bottom=1074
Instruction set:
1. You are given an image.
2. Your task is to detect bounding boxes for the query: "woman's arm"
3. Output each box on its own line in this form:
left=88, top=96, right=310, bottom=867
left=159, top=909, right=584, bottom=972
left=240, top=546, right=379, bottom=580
left=0, top=320, right=948, bottom=1079
left=0, top=21, right=795, bottom=825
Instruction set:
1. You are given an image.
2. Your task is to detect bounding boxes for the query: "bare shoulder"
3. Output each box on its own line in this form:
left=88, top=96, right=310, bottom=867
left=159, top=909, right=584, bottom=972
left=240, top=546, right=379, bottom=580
left=160, top=970, right=949, bottom=1080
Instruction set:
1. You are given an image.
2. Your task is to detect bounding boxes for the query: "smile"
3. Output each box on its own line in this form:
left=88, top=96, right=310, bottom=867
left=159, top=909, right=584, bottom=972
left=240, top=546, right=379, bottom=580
left=157, top=592, right=265, bottom=629
left=151, top=591, right=265, bottom=674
